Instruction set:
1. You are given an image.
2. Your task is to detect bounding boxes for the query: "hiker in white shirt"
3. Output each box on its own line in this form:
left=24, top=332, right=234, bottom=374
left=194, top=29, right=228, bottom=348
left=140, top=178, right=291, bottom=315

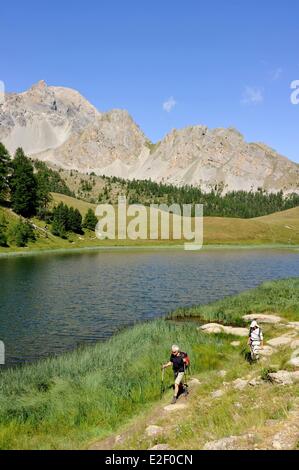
left=248, top=320, right=264, bottom=360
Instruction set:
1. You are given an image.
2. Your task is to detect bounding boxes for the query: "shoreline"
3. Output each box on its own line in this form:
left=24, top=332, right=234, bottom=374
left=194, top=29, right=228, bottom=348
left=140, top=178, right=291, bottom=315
left=1, top=242, right=299, bottom=258
left=0, top=277, right=298, bottom=450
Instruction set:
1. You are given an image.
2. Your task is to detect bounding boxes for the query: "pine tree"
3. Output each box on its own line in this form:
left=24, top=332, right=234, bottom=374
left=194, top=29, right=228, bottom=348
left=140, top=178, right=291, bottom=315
left=51, top=203, right=82, bottom=237
left=51, top=217, right=67, bottom=238
left=35, top=171, right=52, bottom=211
left=8, top=219, right=36, bottom=247
left=83, top=208, right=98, bottom=231
left=68, top=207, right=83, bottom=233
left=0, top=215, right=8, bottom=247
left=51, top=202, right=69, bottom=237
left=0, top=142, right=11, bottom=201
left=10, top=148, right=38, bottom=217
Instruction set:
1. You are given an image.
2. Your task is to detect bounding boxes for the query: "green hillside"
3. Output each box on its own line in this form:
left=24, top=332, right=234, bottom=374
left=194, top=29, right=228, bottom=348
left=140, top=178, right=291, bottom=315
left=1, top=193, right=299, bottom=255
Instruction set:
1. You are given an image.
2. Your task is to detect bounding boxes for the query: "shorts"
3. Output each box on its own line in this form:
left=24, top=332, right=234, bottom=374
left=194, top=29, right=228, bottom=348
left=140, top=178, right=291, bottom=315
left=174, top=371, right=184, bottom=385
left=250, top=341, right=261, bottom=357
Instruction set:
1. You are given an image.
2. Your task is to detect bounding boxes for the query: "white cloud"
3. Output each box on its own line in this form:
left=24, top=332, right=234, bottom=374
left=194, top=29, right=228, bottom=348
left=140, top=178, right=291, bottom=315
left=163, top=96, right=177, bottom=112
left=271, top=67, right=283, bottom=81
left=241, top=86, right=264, bottom=105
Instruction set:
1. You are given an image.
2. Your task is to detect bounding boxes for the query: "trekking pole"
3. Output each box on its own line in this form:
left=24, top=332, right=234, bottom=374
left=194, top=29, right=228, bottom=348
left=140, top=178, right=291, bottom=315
left=160, top=366, right=165, bottom=399
left=184, top=361, right=190, bottom=396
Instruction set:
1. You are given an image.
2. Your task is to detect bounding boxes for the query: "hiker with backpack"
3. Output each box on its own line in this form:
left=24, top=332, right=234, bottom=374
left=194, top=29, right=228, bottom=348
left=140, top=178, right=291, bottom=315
left=162, top=345, right=189, bottom=404
left=248, top=320, right=264, bottom=361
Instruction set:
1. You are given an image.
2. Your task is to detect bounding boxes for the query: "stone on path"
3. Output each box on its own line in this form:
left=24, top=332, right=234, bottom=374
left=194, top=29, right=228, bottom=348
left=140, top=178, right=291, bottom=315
left=203, top=434, right=256, bottom=450
left=231, top=341, right=240, bottom=347
left=268, top=370, right=299, bottom=385
left=189, top=378, right=201, bottom=386
left=163, top=403, right=188, bottom=412
left=259, top=345, right=275, bottom=357
left=148, top=444, right=170, bottom=450
left=204, top=436, right=239, bottom=450
left=223, top=326, right=248, bottom=337
left=267, top=335, right=293, bottom=348
left=199, top=323, right=248, bottom=337
left=115, top=434, right=125, bottom=445
left=199, top=323, right=223, bottom=334
left=243, top=313, right=282, bottom=324
left=288, top=349, right=299, bottom=368
left=211, top=389, right=225, bottom=399
left=272, top=425, right=299, bottom=450
left=232, top=378, right=248, bottom=390
left=248, top=378, right=262, bottom=387
left=145, top=425, right=164, bottom=438
left=287, top=322, right=299, bottom=330
left=218, top=370, right=227, bottom=378
left=290, top=339, right=299, bottom=350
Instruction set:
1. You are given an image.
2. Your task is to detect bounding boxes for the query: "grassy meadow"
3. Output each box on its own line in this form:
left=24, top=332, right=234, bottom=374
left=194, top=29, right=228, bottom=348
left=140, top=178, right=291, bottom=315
left=1, top=193, right=299, bottom=255
left=0, top=278, right=299, bottom=449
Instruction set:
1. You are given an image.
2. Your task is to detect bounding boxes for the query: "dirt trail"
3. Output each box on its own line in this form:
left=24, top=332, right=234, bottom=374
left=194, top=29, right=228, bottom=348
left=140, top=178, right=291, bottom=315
left=89, top=319, right=299, bottom=451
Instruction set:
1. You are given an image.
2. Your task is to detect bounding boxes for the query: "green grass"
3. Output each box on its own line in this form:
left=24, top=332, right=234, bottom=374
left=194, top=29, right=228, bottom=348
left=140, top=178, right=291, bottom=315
left=169, top=277, right=299, bottom=324
left=0, top=321, right=229, bottom=449
left=1, top=195, right=299, bottom=256
left=0, top=278, right=299, bottom=449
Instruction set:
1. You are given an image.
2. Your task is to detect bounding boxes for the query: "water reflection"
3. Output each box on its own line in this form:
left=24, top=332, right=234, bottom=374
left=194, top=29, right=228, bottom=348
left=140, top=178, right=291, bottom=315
left=0, top=249, right=298, bottom=365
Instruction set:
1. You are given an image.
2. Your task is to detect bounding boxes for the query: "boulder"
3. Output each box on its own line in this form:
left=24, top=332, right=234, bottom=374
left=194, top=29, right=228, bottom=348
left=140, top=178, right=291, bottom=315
left=288, top=349, right=299, bottom=368
left=145, top=425, right=164, bottom=438
left=199, top=323, right=223, bottom=334
left=223, top=326, right=248, bottom=337
left=232, top=378, right=248, bottom=390
left=267, top=335, right=293, bottom=348
left=243, top=313, right=282, bottom=324
left=203, top=434, right=256, bottom=450
left=203, top=436, right=239, bottom=450
left=148, top=444, right=170, bottom=450
left=211, top=389, right=225, bottom=399
left=268, top=370, right=299, bottom=385
left=259, top=345, right=275, bottom=356
left=272, top=426, right=299, bottom=450
left=189, top=378, right=201, bottom=386
left=199, top=323, right=247, bottom=337
left=248, top=378, right=262, bottom=387
left=163, top=403, right=187, bottom=412
left=287, top=322, right=299, bottom=330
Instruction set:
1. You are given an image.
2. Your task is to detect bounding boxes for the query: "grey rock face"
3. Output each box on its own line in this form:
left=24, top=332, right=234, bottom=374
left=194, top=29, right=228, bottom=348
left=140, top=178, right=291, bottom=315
left=1, top=81, right=299, bottom=192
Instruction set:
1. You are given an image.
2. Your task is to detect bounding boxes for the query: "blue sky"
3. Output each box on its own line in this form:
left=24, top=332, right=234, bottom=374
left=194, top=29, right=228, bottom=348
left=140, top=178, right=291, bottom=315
left=1, top=0, right=299, bottom=161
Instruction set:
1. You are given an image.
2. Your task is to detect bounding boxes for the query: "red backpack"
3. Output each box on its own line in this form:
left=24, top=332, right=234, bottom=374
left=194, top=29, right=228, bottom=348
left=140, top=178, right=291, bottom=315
left=181, top=351, right=190, bottom=368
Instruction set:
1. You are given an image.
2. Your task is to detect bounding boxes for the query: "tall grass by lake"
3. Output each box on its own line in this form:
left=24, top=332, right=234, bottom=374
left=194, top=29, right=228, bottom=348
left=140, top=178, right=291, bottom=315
left=170, top=277, right=299, bottom=324
left=0, top=278, right=299, bottom=449
left=0, top=320, right=230, bottom=449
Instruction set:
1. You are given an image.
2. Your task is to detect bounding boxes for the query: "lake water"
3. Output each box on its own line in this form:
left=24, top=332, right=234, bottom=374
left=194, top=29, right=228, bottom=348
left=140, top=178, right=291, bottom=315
left=1, top=248, right=299, bottom=366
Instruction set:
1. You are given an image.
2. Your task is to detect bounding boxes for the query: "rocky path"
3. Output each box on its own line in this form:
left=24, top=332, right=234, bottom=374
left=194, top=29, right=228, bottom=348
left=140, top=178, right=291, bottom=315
left=89, top=315, right=299, bottom=451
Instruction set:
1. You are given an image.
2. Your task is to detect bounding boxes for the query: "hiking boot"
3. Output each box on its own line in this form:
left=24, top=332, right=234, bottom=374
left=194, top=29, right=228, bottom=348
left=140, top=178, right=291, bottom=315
left=171, top=396, right=177, bottom=404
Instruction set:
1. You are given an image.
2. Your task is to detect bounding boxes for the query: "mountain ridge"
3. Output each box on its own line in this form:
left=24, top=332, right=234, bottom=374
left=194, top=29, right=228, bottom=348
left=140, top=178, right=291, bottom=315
left=0, top=81, right=298, bottom=193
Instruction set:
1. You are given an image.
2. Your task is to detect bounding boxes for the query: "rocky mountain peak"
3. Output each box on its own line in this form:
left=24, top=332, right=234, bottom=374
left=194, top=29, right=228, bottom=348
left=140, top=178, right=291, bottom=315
left=30, top=79, right=48, bottom=90
left=0, top=81, right=298, bottom=193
